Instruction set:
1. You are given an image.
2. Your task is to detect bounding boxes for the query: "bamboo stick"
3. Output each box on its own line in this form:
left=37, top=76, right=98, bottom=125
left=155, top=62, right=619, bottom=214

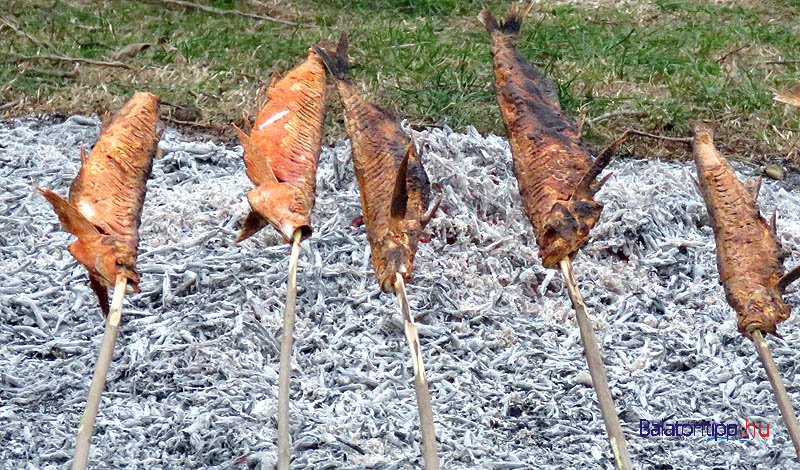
left=72, top=274, right=127, bottom=470
left=752, top=330, right=800, bottom=458
left=394, top=273, right=440, bottom=470
left=559, top=258, right=632, bottom=470
left=276, top=229, right=303, bottom=470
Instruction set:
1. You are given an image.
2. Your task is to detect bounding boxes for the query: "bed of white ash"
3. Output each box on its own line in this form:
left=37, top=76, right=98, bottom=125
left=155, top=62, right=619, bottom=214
left=1, top=114, right=800, bottom=470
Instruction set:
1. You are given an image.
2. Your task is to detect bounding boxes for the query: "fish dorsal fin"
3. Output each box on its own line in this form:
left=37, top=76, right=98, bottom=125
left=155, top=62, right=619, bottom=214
left=390, top=145, right=411, bottom=221
left=99, top=111, right=113, bottom=135
left=242, top=112, right=252, bottom=135
left=36, top=186, right=100, bottom=239
left=778, top=265, right=800, bottom=293
left=234, top=124, right=277, bottom=186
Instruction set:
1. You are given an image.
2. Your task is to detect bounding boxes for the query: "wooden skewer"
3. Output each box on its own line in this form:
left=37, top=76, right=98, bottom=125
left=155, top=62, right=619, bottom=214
left=394, top=273, right=440, bottom=470
left=559, top=258, right=632, bottom=470
left=277, top=229, right=303, bottom=470
left=752, top=329, right=800, bottom=458
left=72, top=274, right=128, bottom=470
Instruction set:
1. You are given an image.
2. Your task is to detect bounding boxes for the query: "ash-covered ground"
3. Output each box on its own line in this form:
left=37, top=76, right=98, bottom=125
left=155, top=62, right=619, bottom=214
left=1, top=115, right=799, bottom=470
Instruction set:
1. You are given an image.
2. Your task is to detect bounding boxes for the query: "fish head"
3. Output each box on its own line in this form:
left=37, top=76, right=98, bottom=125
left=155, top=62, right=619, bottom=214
left=247, top=183, right=311, bottom=242
left=539, top=199, right=602, bottom=268
left=68, top=236, right=140, bottom=293
left=728, top=282, right=790, bottom=338
left=374, top=230, right=418, bottom=293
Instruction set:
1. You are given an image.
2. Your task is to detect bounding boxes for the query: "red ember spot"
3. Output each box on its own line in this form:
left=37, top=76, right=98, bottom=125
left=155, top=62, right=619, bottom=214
left=351, top=216, right=364, bottom=227
left=418, top=234, right=431, bottom=243
left=234, top=456, right=248, bottom=464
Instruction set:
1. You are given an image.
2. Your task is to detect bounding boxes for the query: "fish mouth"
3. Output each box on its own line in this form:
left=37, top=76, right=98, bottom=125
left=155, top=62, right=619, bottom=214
left=376, top=240, right=411, bottom=293
left=736, top=297, right=790, bottom=339
left=69, top=237, right=140, bottom=292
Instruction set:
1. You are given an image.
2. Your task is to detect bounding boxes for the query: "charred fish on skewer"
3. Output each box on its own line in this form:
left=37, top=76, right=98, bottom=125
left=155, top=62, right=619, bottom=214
left=312, top=33, right=440, bottom=293
left=692, top=122, right=800, bottom=337
left=481, top=3, right=621, bottom=268
left=313, top=32, right=442, bottom=470
left=235, top=47, right=328, bottom=244
left=37, top=92, right=160, bottom=314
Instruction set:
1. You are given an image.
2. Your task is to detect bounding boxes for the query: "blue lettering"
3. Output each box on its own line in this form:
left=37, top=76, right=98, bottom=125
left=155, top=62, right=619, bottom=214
left=639, top=419, right=650, bottom=437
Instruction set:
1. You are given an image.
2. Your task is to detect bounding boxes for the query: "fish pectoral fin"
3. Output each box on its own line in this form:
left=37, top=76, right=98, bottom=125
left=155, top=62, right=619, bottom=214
left=771, top=207, right=778, bottom=238
left=778, top=265, right=800, bottom=293
left=575, top=130, right=628, bottom=199
left=234, top=124, right=277, bottom=186
left=421, top=188, right=445, bottom=229
left=390, top=146, right=411, bottom=221
left=36, top=186, right=100, bottom=239
left=745, top=176, right=762, bottom=201
left=88, top=273, right=110, bottom=317
left=234, top=210, right=269, bottom=245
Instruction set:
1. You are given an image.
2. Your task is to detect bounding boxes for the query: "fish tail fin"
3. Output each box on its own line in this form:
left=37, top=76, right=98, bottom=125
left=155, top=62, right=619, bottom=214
left=481, top=1, right=533, bottom=39
left=312, top=32, right=350, bottom=81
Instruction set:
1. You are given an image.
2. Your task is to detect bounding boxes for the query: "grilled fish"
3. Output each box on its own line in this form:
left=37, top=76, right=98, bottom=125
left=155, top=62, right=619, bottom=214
left=312, top=33, right=438, bottom=293
left=235, top=48, right=328, bottom=243
left=693, top=122, right=800, bottom=337
left=38, top=92, right=160, bottom=315
left=482, top=3, right=618, bottom=268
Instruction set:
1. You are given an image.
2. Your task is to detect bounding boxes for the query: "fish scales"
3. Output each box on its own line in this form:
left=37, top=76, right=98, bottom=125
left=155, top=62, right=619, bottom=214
left=693, top=123, right=792, bottom=337
left=313, top=33, right=432, bottom=293
left=38, top=92, right=160, bottom=315
left=482, top=5, right=608, bottom=268
left=236, top=48, right=327, bottom=243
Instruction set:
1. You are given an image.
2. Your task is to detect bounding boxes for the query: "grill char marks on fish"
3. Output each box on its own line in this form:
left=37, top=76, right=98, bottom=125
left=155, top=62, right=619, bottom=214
left=312, top=33, right=433, bottom=293
left=235, top=48, right=328, bottom=244
left=693, top=122, right=799, bottom=337
left=37, top=92, right=159, bottom=315
left=482, top=3, right=613, bottom=268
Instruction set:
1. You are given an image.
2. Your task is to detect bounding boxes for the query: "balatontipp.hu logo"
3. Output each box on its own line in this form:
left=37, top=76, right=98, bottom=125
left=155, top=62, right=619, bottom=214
left=639, top=419, right=770, bottom=441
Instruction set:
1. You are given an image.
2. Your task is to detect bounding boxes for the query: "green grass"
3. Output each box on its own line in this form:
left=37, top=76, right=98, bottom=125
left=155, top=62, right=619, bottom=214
left=1, top=0, right=799, bottom=161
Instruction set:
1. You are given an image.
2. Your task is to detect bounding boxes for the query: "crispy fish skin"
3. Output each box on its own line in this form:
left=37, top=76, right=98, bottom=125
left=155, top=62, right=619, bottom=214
left=693, top=122, right=790, bottom=337
left=482, top=4, right=609, bottom=268
left=38, top=92, right=159, bottom=315
left=235, top=48, right=328, bottom=244
left=313, top=33, right=432, bottom=293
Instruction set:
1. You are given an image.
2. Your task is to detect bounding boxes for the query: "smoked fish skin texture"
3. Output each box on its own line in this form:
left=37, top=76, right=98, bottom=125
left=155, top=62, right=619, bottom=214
left=313, top=34, right=431, bottom=294
left=482, top=7, right=605, bottom=268
left=693, top=123, right=789, bottom=338
left=236, top=48, right=327, bottom=243
left=38, top=92, right=159, bottom=315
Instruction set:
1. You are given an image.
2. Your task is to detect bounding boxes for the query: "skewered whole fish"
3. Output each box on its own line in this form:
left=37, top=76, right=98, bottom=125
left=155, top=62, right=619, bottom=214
left=693, top=122, right=800, bottom=337
left=37, top=92, right=160, bottom=315
left=312, top=33, right=439, bottom=293
left=481, top=3, right=621, bottom=268
left=235, top=48, right=327, bottom=244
